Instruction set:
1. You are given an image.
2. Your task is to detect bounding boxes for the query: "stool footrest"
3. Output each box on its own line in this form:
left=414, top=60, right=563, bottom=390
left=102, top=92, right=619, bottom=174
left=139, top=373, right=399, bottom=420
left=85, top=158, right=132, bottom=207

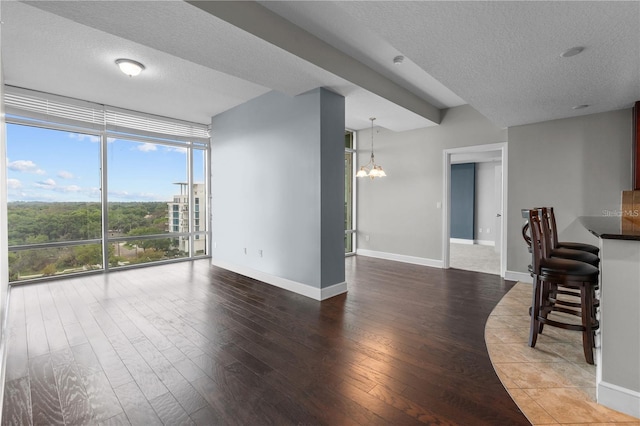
left=537, top=315, right=599, bottom=332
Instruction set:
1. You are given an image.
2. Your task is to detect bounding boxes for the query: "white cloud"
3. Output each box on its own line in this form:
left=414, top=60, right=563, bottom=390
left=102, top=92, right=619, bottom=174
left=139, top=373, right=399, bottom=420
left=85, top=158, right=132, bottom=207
left=164, top=146, right=188, bottom=154
left=34, top=178, right=57, bottom=188
left=135, top=143, right=158, bottom=152
left=57, top=170, right=75, bottom=179
left=108, top=190, right=164, bottom=201
left=63, top=185, right=82, bottom=192
left=8, top=160, right=46, bottom=175
left=7, top=178, right=22, bottom=189
left=68, top=133, right=100, bottom=143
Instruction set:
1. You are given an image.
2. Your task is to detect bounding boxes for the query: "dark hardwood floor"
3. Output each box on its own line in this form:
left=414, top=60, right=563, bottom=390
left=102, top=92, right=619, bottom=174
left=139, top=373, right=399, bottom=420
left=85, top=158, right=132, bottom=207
left=2, top=256, right=529, bottom=425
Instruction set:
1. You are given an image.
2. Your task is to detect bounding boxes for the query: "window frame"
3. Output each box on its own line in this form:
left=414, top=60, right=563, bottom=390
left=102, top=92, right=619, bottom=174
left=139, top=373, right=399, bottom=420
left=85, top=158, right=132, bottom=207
left=345, top=129, right=357, bottom=256
left=5, top=87, right=211, bottom=283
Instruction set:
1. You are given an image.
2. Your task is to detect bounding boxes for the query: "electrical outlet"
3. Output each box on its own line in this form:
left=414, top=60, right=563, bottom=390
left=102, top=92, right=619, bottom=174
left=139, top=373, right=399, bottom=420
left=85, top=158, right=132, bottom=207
left=486, top=228, right=490, bottom=233
left=479, top=228, right=483, bottom=233
left=243, top=247, right=247, bottom=255
left=365, top=235, right=370, bottom=242
left=258, top=249, right=263, bottom=257
left=213, top=242, right=217, bottom=249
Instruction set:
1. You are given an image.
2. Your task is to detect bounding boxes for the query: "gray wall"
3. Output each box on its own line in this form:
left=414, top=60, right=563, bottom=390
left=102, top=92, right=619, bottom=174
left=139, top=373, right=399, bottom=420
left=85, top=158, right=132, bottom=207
left=475, top=161, right=497, bottom=242
left=357, top=104, right=506, bottom=260
left=507, top=109, right=633, bottom=274
left=450, top=163, right=475, bottom=240
left=357, top=105, right=632, bottom=272
left=211, top=88, right=345, bottom=289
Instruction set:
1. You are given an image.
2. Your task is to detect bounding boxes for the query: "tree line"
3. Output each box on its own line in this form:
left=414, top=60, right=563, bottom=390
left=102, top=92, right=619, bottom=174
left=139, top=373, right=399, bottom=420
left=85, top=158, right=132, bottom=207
left=8, top=201, right=180, bottom=281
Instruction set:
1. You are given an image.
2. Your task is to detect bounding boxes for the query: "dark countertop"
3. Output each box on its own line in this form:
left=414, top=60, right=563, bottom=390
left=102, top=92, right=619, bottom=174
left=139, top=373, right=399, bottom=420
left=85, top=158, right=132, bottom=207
left=579, top=216, right=640, bottom=241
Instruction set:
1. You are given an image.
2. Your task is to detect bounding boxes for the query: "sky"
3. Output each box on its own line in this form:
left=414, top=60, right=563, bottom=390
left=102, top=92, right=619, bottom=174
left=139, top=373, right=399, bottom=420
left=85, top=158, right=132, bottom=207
left=6, top=123, right=206, bottom=203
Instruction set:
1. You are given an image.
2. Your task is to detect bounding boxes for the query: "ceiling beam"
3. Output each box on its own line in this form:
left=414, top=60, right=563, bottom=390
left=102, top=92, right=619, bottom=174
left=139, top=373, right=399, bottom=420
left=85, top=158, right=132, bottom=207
left=186, top=0, right=441, bottom=125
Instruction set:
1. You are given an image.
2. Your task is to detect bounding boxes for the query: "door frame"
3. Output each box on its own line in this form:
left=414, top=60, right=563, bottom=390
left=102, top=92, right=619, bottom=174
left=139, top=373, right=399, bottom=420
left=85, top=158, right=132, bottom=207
left=442, top=142, right=508, bottom=277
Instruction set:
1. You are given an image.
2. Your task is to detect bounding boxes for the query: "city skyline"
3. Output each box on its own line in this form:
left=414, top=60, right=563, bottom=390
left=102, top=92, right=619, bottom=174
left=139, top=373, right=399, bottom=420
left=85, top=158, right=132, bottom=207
left=6, top=123, right=206, bottom=203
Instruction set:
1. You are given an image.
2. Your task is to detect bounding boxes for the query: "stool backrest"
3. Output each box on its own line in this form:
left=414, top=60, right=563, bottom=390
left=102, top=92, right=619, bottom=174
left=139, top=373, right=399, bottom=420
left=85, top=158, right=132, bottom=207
left=539, top=207, right=555, bottom=250
left=528, top=209, right=550, bottom=274
left=547, top=207, right=560, bottom=248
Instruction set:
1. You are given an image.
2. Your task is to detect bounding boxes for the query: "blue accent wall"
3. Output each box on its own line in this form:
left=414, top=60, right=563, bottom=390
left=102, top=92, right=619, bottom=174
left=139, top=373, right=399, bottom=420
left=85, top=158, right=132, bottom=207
left=451, top=163, right=476, bottom=240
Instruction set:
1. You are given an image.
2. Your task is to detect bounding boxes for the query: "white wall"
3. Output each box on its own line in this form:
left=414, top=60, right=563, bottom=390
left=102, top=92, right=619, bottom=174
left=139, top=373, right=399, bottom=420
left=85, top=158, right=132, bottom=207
left=210, top=89, right=345, bottom=299
left=475, top=161, right=497, bottom=243
left=357, top=104, right=506, bottom=262
left=357, top=105, right=632, bottom=276
left=507, top=109, right=633, bottom=274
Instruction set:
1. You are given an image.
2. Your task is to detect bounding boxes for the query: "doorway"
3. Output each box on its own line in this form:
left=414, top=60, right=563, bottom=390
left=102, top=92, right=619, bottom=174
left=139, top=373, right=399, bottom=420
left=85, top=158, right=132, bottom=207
left=442, top=143, right=507, bottom=277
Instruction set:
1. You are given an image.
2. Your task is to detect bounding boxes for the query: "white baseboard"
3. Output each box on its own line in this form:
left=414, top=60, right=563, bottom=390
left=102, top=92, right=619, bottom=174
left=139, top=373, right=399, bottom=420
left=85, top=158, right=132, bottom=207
left=598, top=381, right=640, bottom=419
left=356, top=249, right=443, bottom=268
left=211, top=258, right=347, bottom=301
left=475, top=240, right=495, bottom=246
left=450, top=238, right=474, bottom=245
left=504, top=270, right=531, bottom=283
left=321, top=281, right=348, bottom=300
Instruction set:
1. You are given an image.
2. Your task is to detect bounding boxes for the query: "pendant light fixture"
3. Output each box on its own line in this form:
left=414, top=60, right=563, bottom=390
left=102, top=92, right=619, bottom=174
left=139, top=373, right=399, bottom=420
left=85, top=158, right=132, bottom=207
left=356, top=117, right=386, bottom=179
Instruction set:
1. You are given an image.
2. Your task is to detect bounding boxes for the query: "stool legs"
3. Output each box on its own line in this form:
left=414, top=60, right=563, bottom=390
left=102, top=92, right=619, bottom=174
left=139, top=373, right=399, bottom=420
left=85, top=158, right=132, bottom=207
left=581, top=286, right=595, bottom=364
left=529, top=277, right=542, bottom=348
left=529, top=278, right=598, bottom=365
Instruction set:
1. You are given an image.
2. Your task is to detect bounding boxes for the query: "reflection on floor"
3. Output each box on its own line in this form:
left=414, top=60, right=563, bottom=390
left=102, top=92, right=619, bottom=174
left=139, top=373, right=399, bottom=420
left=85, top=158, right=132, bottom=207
left=450, top=242, right=500, bottom=275
left=485, top=282, right=640, bottom=425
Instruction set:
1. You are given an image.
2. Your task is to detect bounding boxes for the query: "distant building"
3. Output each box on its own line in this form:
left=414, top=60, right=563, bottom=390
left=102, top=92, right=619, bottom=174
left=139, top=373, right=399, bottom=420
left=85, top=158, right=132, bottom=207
left=167, top=183, right=206, bottom=254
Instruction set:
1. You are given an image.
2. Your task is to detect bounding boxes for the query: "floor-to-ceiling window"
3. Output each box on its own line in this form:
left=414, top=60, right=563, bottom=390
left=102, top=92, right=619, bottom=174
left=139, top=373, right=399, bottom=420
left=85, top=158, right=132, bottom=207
left=6, top=124, right=103, bottom=280
left=107, top=138, right=190, bottom=267
left=5, top=87, right=210, bottom=283
left=345, top=130, right=356, bottom=254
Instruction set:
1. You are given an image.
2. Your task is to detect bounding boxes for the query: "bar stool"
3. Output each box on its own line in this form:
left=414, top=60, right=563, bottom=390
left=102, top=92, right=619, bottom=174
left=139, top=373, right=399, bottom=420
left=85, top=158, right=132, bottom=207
left=528, top=208, right=600, bottom=364
left=538, top=207, right=600, bottom=324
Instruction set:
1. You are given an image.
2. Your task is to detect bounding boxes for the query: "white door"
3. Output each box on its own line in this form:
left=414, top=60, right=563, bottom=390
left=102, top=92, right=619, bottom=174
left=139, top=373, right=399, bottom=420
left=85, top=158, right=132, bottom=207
left=494, top=164, right=502, bottom=254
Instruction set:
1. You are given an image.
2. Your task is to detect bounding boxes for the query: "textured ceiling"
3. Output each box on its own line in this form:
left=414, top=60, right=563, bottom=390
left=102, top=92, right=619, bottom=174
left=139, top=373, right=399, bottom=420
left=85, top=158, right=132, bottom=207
left=3, top=1, right=639, bottom=131
left=4, top=1, right=438, bottom=131
left=1, top=1, right=270, bottom=125
left=258, top=0, right=465, bottom=110
left=337, top=1, right=640, bottom=127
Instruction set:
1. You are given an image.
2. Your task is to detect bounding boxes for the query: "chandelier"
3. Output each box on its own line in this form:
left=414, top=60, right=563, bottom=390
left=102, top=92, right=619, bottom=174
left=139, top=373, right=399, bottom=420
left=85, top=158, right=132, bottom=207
left=356, top=117, right=386, bottom=179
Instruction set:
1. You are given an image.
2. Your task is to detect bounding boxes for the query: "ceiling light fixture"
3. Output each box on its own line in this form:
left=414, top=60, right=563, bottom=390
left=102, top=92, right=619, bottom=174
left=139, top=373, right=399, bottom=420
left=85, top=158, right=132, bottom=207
left=393, top=55, right=404, bottom=65
left=115, top=58, right=145, bottom=77
left=356, top=117, right=386, bottom=180
left=560, top=46, right=584, bottom=58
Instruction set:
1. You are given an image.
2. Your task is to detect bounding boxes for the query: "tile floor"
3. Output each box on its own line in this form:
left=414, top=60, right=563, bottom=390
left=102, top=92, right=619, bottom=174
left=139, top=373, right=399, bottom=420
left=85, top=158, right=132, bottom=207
left=450, top=242, right=501, bottom=275
left=485, top=282, right=640, bottom=425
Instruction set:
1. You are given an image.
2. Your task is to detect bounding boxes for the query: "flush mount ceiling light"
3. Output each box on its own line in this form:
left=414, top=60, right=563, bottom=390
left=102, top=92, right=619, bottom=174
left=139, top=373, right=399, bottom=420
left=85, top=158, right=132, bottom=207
left=356, top=117, right=387, bottom=180
left=115, top=58, right=145, bottom=77
left=393, top=55, right=405, bottom=65
left=560, top=46, right=585, bottom=58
